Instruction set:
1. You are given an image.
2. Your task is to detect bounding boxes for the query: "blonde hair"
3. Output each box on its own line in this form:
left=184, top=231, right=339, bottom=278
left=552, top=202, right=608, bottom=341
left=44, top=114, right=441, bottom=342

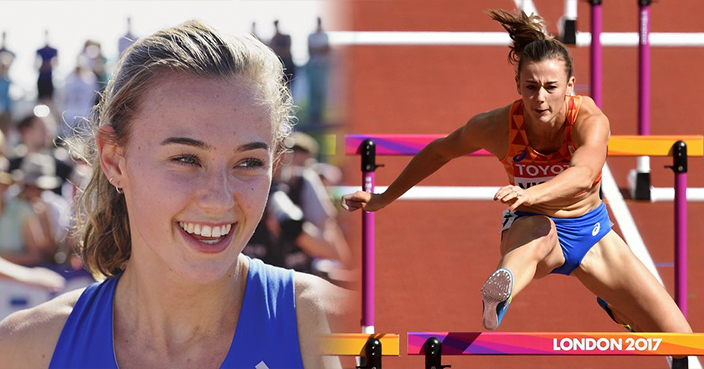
left=70, top=20, right=293, bottom=278
left=487, top=9, right=573, bottom=79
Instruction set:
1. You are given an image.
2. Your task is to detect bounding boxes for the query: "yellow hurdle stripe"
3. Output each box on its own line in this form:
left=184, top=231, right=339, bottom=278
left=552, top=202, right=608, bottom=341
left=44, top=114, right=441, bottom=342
left=608, top=135, right=703, bottom=156
left=321, top=333, right=400, bottom=356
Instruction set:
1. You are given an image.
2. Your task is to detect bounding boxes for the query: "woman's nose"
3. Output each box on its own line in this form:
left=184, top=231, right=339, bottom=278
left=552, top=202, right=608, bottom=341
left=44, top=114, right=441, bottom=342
left=198, top=169, right=236, bottom=212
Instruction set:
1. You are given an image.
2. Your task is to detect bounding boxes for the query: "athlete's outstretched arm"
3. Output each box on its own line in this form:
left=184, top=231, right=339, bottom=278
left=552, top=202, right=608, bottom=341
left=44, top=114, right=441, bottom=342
left=496, top=99, right=610, bottom=210
left=342, top=113, right=496, bottom=212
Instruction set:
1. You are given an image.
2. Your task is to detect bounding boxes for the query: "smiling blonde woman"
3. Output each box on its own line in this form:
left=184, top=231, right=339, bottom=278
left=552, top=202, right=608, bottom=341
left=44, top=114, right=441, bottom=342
left=0, top=20, right=342, bottom=369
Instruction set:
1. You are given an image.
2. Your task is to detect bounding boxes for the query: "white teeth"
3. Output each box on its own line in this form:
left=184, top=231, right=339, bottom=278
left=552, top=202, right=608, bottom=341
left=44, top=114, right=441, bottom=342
left=178, top=222, right=233, bottom=238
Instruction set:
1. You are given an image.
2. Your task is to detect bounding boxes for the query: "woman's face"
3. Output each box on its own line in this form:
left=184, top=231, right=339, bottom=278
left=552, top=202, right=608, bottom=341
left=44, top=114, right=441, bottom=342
left=117, top=75, right=274, bottom=283
left=516, top=58, right=575, bottom=126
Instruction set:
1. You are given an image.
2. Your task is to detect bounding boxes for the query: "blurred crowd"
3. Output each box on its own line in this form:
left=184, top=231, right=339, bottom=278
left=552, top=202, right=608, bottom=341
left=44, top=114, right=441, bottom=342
left=0, top=16, right=350, bottom=316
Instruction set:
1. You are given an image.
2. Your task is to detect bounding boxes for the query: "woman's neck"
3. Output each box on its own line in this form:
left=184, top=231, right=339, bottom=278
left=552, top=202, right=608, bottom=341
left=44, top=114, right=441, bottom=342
left=114, top=254, right=247, bottom=352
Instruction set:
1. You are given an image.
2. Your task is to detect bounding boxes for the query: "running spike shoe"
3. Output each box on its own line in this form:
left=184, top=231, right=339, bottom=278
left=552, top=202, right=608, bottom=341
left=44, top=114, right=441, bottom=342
left=481, top=268, right=513, bottom=330
left=597, top=297, right=635, bottom=332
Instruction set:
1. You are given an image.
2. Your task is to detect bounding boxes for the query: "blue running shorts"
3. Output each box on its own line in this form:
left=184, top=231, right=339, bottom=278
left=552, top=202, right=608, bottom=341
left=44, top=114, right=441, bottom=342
left=500, top=202, right=613, bottom=275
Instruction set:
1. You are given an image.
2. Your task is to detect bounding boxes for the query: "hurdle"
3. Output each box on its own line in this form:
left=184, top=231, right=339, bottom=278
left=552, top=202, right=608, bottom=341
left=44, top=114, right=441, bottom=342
left=346, top=134, right=702, bottom=367
left=321, top=333, right=400, bottom=368
left=408, top=332, right=704, bottom=368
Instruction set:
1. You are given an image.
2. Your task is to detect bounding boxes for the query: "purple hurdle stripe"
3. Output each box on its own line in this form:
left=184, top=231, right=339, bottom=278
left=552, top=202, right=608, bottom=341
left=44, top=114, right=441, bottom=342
left=345, top=134, right=492, bottom=156
left=590, top=0, right=603, bottom=107
left=675, top=171, right=688, bottom=317
left=362, top=170, right=375, bottom=329
left=638, top=2, right=651, bottom=136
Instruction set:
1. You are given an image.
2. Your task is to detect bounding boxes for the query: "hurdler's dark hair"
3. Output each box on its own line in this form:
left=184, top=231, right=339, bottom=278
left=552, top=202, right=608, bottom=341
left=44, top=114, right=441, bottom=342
left=487, top=9, right=573, bottom=79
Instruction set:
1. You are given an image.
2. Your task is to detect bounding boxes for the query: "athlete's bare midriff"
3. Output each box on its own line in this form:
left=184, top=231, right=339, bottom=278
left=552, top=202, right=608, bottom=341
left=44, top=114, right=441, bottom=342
left=515, top=184, right=602, bottom=218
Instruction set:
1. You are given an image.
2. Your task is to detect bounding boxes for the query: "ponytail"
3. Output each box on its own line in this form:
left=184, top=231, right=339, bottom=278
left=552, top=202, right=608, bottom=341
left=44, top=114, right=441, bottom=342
left=487, top=9, right=573, bottom=78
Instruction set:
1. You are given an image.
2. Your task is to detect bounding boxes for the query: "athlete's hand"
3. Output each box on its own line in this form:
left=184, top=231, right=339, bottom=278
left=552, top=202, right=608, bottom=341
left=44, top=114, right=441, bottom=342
left=341, top=191, right=386, bottom=212
left=493, top=185, right=534, bottom=211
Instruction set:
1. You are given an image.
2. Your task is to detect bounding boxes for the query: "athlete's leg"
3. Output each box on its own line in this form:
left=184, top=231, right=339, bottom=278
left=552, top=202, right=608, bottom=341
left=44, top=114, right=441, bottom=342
left=573, top=231, right=691, bottom=333
left=481, top=215, right=565, bottom=329
left=497, top=215, right=564, bottom=297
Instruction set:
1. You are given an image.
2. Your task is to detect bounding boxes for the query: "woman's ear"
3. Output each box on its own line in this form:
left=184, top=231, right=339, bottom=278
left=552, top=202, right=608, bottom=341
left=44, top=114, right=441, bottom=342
left=567, top=75, right=576, bottom=96
left=97, top=126, right=125, bottom=185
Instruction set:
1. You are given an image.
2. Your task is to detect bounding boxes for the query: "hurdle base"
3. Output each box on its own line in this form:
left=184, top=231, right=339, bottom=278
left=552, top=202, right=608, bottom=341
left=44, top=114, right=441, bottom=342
left=424, top=337, right=451, bottom=369
left=628, top=170, right=652, bottom=201
left=561, top=19, right=577, bottom=45
left=355, top=338, right=382, bottom=369
left=672, top=357, right=689, bottom=369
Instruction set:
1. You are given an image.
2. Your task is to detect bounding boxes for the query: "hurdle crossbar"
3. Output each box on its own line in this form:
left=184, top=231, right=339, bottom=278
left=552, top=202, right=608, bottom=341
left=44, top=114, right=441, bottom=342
left=345, top=134, right=704, bottom=157
left=407, top=332, right=704, bottom=356
left=322, top=333, right=400, bottom=356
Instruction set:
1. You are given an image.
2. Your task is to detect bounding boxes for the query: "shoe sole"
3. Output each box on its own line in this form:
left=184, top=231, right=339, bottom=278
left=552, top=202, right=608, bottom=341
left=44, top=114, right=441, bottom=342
left=481, top=269, right=512, bottom=330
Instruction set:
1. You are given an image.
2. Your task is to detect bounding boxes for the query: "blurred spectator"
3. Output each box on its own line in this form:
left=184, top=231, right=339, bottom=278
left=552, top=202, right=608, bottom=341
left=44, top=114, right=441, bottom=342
left=306, top=17, right=331, bottom=124
left=0, top=31, right=14, bottom=137
left=61, top=56, right=98, bottom=138
left=250, top=21, right=260, bottom=40
left=0, top=159, right=56, bottom=266
left=10, top=153, right=69, bottom=259
left=79, top=40, right=108, bottom=98
left=0, top=126, right=8, bottom=167
left=36, top=30, right=58, bottom=102
left=9, top=114, right=75, bottom=198
left=245, top=132, right=351, bottom=280
left=269, top=20, right=295, bottom=87
left=118, top=17, right=137, bottom=56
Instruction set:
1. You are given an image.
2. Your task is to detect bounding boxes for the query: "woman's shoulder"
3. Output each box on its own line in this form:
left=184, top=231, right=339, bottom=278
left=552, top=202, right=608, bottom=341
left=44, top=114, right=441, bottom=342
left=293, top=272, right=351, bottom=314
left=293, top=272, right=348, bottom=369
left=470, top=103, right=512, bottom=126
left=0, top=288, right=85, bottom=368
left=575, top=95, right=604, bottom=117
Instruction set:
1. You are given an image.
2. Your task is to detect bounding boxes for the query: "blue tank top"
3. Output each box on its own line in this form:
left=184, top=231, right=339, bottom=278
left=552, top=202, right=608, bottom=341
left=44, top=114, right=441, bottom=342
left=49, top=258, right=304, bottom=368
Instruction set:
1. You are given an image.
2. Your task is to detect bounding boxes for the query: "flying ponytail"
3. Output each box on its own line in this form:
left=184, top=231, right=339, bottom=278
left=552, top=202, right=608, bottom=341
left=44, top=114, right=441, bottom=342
left=487, top=9, right=573, bottom=78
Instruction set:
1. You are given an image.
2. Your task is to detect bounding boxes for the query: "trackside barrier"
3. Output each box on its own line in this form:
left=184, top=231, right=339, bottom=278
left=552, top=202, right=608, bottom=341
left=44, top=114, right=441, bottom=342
left=346, top=134, right=703, bottom=365
left=321, top=333, right=400, bottom=369
left=408, top=332, right=704, bottom=369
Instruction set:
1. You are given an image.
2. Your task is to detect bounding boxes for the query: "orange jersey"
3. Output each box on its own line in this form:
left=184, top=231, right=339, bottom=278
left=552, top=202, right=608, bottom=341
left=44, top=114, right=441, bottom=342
left=499, top=96, right=602, bottom=190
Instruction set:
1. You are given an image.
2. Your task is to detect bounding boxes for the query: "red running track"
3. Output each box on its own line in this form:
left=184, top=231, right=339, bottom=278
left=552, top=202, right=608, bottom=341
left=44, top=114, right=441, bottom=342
left=335, top=0, right=704, bottom=368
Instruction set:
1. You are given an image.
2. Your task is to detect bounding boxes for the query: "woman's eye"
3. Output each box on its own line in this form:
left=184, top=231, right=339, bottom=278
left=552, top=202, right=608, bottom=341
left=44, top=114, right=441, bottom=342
left=526, top=85, right=536, bottom=90
left=172, top=154, right=200, bottom=166
left=238, top=158, right=265, bottom=169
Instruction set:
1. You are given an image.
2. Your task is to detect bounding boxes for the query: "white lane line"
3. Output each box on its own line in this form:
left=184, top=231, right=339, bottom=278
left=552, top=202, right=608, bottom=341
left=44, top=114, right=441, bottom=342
left=601, top=164, right=702, bottom=369
left=601, top=164, right=662, bottom=282
left=514, top=0, right=538, bottom=15
left=328, top=31, right=704, bottom=47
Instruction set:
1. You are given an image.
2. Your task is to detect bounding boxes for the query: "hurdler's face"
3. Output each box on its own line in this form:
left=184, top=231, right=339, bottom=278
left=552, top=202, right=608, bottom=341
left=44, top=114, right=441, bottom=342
left=116, top=75, right=274, bottom=283
left=516, top=58, right=575, bottom=126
